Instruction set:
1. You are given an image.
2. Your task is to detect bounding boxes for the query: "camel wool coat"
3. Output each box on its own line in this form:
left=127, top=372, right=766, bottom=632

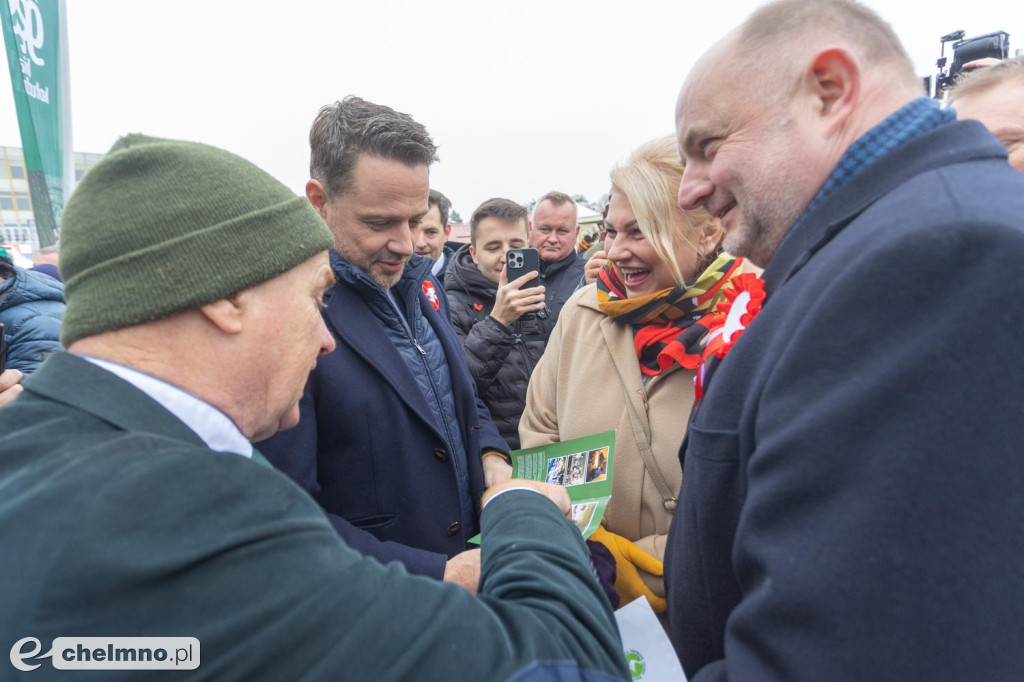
left=520, top=283, right=691, bottom=598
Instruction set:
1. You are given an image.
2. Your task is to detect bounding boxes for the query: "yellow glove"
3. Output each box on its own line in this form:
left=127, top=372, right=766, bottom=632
left=590, top=525, right=667, bottom=613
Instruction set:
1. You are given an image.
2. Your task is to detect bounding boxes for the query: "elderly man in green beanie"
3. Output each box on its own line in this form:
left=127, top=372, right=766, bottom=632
left=0, top=135, right=627, bottom=681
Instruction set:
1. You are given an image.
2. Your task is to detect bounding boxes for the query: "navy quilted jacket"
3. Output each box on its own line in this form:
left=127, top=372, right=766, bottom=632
left=0, top=266, right=65, bottom=375
left=336, top=254, right=476, bottom=535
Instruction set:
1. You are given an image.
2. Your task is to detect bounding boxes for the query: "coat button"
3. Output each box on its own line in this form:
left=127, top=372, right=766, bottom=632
left=446, top=522, right=461, bottom=536
left=434, top=448, right=449, bottom=461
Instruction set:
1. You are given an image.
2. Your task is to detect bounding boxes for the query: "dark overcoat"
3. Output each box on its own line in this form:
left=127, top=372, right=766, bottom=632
left=666, top=120, right=1024, bottom=680
left=258, top=255, right=506, bottom=579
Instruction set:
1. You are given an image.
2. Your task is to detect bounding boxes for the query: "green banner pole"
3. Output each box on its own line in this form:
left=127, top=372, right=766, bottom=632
left=2, top=0, right=72, bottom=248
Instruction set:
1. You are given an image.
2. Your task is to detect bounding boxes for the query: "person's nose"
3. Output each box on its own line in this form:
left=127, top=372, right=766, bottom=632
left=391, top=225, right=415, bottom=257
left=678, top=164, right=714, bottom=210
left=412, top=230, right=428, bottom=251
left=606, top=232, right=627, bottom=262
left=318, top=318, right=337, bottom=356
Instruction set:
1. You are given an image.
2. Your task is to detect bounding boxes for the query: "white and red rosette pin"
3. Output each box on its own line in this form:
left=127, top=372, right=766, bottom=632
left=695, top=273, right=766, bottom=399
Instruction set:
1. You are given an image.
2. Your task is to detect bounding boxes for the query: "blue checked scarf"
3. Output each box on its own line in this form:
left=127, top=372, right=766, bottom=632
left=790, top=97, right=955, bottom=236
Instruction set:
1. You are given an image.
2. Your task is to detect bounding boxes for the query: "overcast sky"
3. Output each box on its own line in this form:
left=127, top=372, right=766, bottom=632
left=2, top=0, right=1021, bottom=219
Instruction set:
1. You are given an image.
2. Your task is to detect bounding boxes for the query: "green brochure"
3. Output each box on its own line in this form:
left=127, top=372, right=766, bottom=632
left=471, top=430, right=616, bottom=543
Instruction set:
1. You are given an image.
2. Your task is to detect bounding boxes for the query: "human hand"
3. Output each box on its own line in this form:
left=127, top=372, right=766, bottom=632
left=590, top=525, right=666, bottom=612
left=584, top=250, right=607, bottom=286
left=0, top=369, right=23, bottom=409
left=443, top=548, right=482, bottom=593
left=962, top=57, right=1002, bottom=70
left=482, top=454, right=513, bottom=489
left=481, top=479, right=570, bottom=516
left=489, top=266, right=546, bottom=328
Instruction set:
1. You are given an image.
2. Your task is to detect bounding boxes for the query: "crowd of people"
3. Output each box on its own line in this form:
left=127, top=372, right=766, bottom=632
left=1, top=0, right=1024, bottom=679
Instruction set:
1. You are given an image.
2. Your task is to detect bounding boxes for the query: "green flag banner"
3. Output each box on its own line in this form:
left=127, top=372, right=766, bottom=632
left=2, top=0, right=72, bottom=248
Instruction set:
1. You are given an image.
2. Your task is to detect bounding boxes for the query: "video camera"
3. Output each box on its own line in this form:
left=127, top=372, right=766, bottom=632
left=928, top=30, right=1011, bottom=99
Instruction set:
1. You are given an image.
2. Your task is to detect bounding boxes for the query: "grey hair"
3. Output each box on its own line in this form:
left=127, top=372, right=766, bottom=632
left=533, top=190, right=577, bottom=224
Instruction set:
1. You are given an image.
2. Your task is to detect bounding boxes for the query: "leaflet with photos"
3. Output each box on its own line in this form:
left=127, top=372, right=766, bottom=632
left=472, top=431, right=615, bottom=543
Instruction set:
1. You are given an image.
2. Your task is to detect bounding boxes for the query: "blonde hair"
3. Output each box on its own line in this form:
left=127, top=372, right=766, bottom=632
left=609, top=135, right=722, bottom=285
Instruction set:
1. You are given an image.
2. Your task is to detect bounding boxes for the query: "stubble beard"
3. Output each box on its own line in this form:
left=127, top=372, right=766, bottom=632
left=724, top=158, right=808, bottom=269
left=723, top=208, right=791, bottom=269
left=369, top=262, right=405, bottom=290
left=334, top=235, right=405, bottom=290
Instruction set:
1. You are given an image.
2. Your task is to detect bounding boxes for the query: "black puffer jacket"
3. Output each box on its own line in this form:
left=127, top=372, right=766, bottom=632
left=444, top=247, right=557, bottom=450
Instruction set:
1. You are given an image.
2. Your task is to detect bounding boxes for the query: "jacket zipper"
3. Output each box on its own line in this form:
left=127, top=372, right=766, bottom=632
left=512, top=330, right=537, bottom=380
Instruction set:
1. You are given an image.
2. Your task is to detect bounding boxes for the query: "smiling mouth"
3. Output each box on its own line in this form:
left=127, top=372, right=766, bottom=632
left=618, top=267, right=651, bottom=288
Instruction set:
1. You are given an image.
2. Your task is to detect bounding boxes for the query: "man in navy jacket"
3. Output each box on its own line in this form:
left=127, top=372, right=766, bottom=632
left=258, top=97, right=510, bottom=588
left=666, top=1, right=1024, bottom=680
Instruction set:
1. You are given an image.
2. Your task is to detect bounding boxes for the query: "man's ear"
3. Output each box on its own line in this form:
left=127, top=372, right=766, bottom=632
left=804, top=48, right=860, bottom=135
left=443, top=222, right=452, bottom=239
left=306, top=179, right=330, bottom=220
left=198, top=293, right=246, bottom=335
left=469, top=244, right=478, bottom=265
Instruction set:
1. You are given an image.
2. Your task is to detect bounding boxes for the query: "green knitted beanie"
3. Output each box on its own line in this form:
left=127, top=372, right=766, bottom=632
left=59, top=134, right=335, bottom=346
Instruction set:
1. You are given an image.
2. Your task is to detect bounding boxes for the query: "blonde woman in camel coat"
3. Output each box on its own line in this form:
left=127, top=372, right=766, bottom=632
left=520, top=135, right=753, bottom=614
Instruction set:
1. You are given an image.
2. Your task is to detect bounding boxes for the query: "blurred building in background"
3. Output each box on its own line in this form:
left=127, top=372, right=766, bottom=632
left=1, top=145, right=102, bottom=252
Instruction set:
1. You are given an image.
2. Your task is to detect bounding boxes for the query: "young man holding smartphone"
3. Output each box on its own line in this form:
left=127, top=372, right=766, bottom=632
left=444, top=198, right=550, bottom=452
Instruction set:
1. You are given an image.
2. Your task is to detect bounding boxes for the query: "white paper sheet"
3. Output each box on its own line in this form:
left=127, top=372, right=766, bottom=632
left=614, top=597, right=687, bottom=681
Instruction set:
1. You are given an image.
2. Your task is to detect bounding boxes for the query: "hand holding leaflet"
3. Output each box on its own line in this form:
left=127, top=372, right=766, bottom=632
left=471, top=431, right=616, bottom=543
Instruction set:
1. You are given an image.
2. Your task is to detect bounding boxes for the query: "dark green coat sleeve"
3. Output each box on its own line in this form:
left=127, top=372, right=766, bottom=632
left=25, top=446, right=627, bottom=681
left=211, top=477, right=629, bottom=680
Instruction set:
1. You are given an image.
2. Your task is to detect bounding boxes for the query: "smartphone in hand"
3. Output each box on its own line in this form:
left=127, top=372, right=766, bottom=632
left=506, top=247, right=540, bottom=285
left=506, top=248, right=544, bottom=321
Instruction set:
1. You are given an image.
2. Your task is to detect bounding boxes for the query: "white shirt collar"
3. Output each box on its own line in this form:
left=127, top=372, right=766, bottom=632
left=80, top=355, right=252, bottom=459
left=431, top=251, right=446, bottom=277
